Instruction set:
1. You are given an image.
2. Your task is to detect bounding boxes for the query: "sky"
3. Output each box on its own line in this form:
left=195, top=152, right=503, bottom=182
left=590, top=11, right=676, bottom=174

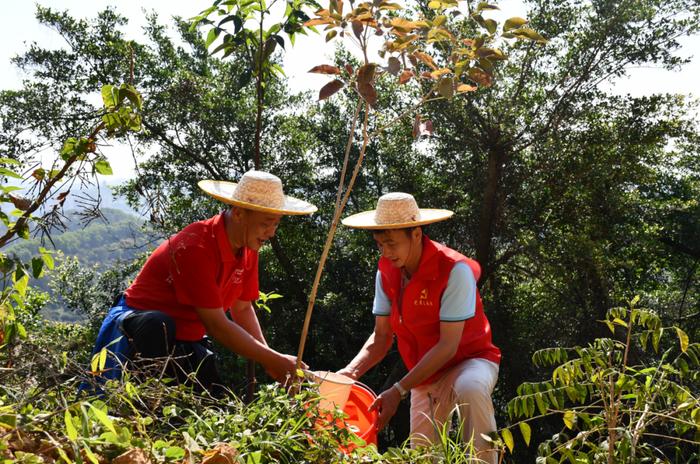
left=1, top=0, right=699, bottom=183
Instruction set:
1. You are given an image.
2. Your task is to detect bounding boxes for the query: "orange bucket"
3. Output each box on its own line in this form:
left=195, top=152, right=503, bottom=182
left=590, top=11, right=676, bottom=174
left=307, top=370, right=355, bottom=411
left=341, top=382, right=378, bottom=451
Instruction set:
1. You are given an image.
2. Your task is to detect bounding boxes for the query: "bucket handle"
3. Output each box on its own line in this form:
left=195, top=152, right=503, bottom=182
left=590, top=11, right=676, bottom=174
left=351, top=380, right=380, bottom=431
left=352, top=380, right=377, bottom=397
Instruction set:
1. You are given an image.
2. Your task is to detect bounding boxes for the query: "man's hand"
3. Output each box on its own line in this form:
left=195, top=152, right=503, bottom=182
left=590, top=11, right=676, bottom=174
left=264, top=353, right=307, bottom=384
left=336, top=366, right=358, bottom=380
left=369, top=385, right=402, bottom=431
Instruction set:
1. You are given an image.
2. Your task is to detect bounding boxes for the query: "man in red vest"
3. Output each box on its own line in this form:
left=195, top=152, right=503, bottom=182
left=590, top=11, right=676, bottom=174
left=89, top=170, right=316, bottom=393
left=338, top=192, right=501, bottom=463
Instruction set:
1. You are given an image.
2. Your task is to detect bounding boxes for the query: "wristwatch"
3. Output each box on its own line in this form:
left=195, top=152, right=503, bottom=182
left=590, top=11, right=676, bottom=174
left=393, top=381, right=409, bottom=399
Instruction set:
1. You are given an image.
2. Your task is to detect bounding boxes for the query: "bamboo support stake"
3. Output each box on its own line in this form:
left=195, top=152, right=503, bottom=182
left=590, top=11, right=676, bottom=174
left=335, top=100, right=363, bottom=211
left=296, top=100, right=370, bottom=370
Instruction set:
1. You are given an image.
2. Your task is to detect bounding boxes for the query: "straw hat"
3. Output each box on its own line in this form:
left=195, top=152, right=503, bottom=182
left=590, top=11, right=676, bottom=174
left=342, top=192, right=453, bottom=229
left=198, top=170, right=317, bottom=215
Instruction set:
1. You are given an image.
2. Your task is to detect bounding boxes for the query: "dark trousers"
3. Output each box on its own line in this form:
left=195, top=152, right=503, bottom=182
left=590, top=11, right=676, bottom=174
left=122, top=310, right=224, bottom=395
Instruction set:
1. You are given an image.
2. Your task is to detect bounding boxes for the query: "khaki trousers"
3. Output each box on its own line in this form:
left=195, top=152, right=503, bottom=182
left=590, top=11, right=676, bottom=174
left=409, top=358, right=500, bottom=464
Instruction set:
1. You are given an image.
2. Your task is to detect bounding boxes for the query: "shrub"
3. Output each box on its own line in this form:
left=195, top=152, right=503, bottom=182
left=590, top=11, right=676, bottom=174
left=503, top=297, right=700, bottom=463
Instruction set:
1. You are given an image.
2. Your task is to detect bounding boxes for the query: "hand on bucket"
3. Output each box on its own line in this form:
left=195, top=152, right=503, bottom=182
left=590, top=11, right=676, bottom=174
left=265, top=353, right=307, bottom=385
left=369, top=385, right=401, bottom=431
left=335, top=366, right=358, bottom=380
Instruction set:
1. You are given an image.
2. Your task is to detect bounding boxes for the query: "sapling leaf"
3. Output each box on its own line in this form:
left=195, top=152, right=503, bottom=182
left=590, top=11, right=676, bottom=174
left=318, top=79, right=344, bottom=100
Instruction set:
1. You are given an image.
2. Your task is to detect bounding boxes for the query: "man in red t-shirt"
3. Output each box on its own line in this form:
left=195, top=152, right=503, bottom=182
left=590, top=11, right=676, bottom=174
left=90, top=170, right=316, bottom=393
left=338, top=193, right=500, bottom=463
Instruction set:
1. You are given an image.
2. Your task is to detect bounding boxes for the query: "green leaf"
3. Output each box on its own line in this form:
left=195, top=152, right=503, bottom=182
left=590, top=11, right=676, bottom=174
left=675, top=327, right=689, bottom=353
left=16, top=222, right=30, bottom=240
left=83, top=445, right=99, bottom=464
left=380, top=2, right=403, bottom=10
left=501, top=428, right=514, bottom=453
left=217, top=14, right=238, bottom=29
left=0, top=157, right=20, bottom=165
left=31, top=257, right=44, bottom=278
left=603, top=319, right=615, bottom=334
left=165, top=446, right=186, bottom=459
left=40, top=247, right=55, bottom=270
left=477, top=2, right=499, bottom=11
left=16, top=322, right=26, bottom=339
left=60, top=137, right=78, bottom=160
left=518, top=421, right=531, bottom=446
left=101, top=85, right=118, bottom=109
left=206, top=27, right=221, bottom=48
left=128, top=113, right=142, bottom=132
left=88, top=403, right=116, bottom=434
left=94, top=159, right=113, bottom=176
left=211, top=36, right=232, bottom=56
left=511, top=27, right=547, bottom=43
left=652, top=328, right=663, bottom=353
left=0, top=168, right=22, bottom=179
left=503, top=17, right=527, bottom=31
left=484, top=18, right=497, bottom=34
left=99, top=347, right=107, bottom=371
left=535, top=393, right=547, bottom=415
left=691, top=407, right=700, bottom=425
left=526, top=395, right=535, bottom=416
left=65, top=410, right=78, bottom=441
left=14, top=274, right=28, bottom=297
left=640, top=331, right=649, bottom=350
left=91, top=348, right=105, bottom=373
left=563, top=410, right=575, bottom=429
left=118, top=84, right=143, bottom=110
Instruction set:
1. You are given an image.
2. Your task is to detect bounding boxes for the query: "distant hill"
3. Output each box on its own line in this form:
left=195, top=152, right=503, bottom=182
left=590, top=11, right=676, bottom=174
left=0, top=180, right=137, bottom=218
left=58, top=181, right=136, bottom=216
left=3, top=208, right=155, bottom=322
left=4, top=208, right=149, bottom=267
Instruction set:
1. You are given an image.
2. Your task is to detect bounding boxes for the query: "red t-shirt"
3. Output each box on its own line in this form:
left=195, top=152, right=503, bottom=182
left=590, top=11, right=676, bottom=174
left=124, top=213, right=259, bottom=341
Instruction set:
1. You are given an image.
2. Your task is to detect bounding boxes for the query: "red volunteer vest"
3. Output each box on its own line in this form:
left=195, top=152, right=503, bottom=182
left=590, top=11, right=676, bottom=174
left=379, top=236, right=501, bottom=385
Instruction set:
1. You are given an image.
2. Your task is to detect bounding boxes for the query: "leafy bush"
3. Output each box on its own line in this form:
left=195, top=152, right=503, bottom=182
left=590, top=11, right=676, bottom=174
left=1, top=307, right=491, bottom=464
left=503, top=297, right=700, bottom=463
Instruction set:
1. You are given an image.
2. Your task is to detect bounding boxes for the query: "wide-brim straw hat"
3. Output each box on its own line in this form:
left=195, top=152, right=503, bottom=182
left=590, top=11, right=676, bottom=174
left=198, top=170, right=317, bottom=215
left=342, top=192, right=453, bottom=229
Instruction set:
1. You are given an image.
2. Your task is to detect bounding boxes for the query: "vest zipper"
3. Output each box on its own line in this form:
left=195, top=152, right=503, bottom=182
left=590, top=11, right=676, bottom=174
left=397, top=272, right=409, bottom=324
left=397, top=289, right=404, bottom=324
